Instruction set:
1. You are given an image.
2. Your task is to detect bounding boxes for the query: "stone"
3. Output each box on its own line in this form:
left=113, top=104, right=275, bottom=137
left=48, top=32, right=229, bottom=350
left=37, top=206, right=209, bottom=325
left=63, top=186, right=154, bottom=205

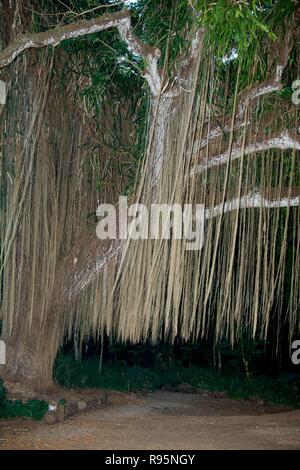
left=43, top=411, right=57, bottom=425
left=65, top=402, right=77, bottom=417
left=57, top=404, right=66, bottom=422
left=77, top=399, right=88, bottom=411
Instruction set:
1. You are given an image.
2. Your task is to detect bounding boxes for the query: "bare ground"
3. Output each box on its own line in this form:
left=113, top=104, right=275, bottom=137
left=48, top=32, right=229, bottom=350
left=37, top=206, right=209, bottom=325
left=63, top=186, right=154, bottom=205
left=0, top=390, right=300, bottom=450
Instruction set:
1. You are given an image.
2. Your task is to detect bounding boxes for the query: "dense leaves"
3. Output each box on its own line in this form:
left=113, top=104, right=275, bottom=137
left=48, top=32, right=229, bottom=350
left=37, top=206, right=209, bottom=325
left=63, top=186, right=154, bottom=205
left=0, top=380, right=48, bottom=420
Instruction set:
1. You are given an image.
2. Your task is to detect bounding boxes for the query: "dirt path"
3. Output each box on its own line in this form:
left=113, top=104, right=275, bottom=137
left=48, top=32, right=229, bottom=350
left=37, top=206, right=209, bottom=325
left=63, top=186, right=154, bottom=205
left=0, top=391, right=299, bottom=450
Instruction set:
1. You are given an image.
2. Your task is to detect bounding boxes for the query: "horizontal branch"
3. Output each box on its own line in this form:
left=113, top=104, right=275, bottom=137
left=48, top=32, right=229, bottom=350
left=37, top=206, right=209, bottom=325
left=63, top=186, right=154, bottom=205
left=191, top=129, right=300, bottom=175
left=193, top=31, right=293, bottom=154
left=235, top=32, right=292, bottom=123
left=206, top=189, right=300, bottom=219
left=0, top=10, right=162, bottom=96
left=0, top=11, right=130, bottom=69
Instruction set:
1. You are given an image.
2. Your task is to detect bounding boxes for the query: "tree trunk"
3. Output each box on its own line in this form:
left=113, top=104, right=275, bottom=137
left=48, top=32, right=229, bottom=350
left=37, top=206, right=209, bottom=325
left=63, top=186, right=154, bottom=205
left=0, top=322, right=59, bottom=391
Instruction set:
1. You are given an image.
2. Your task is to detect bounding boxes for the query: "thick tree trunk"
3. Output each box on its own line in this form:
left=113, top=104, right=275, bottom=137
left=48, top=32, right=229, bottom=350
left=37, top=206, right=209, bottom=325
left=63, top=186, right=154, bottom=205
left=0, top=232, right=123, bottom=391
left=0, top=323, right=59, bottom=391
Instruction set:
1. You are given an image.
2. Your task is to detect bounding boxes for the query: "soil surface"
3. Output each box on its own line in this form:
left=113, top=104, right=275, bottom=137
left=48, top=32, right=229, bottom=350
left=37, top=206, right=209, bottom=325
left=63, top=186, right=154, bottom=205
left=0, top=390, right=299, bottom=450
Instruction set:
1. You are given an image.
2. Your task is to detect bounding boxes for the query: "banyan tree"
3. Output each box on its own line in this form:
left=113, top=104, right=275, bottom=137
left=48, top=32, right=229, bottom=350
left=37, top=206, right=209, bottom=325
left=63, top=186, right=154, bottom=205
left=0, top=0, right=299, bottom=391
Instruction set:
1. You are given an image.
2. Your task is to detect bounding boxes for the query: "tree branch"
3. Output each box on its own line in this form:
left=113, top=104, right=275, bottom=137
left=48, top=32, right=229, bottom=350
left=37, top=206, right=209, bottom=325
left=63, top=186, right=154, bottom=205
left=193, top=30, right=293, bottom=154
left=191, top=129, right=300, bottom=175
left=0, top=11, right=128, bottom=69
left=235, top=31, right=292, bottom=124
left=164, top=26, right=205, bottom=97
left=206, top=188, right=300, bottom=219
left=117, top=15, right=162, bottom=96
left=0, top=9, right=162, bottom=96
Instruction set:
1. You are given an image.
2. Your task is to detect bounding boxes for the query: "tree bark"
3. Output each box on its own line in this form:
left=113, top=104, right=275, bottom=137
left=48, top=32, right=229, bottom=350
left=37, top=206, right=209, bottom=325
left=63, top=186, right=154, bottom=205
left=1, top=325, right=59, bottom=391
